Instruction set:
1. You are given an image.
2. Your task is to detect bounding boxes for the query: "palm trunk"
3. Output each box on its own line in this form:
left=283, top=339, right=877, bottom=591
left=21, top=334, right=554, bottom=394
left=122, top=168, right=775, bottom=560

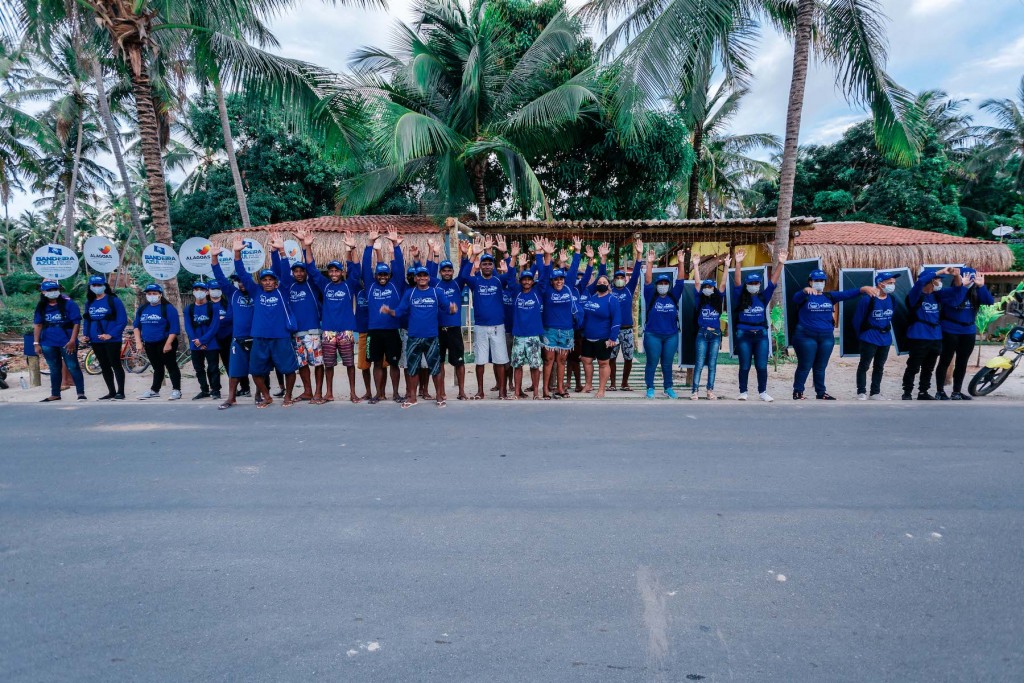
left=92, top=58, right=146, bottom=247
left=686, top=120, right=704, bottom=219
left=128, top=50, right=182, bottom=310
left=64, top=115, right=85, bottom=247
left=215, top=77, right=252, bottom=229
left=774, top=0, right=815, bottom=256
left=4, top=199, right=10, bottom=275
left=471, top=158, right=487, bottom=220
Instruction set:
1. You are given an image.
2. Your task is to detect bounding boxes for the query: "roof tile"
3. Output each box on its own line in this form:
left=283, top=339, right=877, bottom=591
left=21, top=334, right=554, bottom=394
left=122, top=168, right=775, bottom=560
left=796, top=221, right=1000, bottom=246
left=218, top=215, right=441, bottom=235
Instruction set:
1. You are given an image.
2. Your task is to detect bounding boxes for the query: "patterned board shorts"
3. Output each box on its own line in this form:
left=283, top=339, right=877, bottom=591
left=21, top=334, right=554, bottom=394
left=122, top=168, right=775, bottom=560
left=542, top=327, right=574, bottom=351
left=511, top=335, right=543, bottom=369
left=405, top=336, right=442, bottom=376
left=322, top=330, right=355, bottom=368
left=294, top=330, right=324, bottom=367
left=398, top=328, right=429, bottom=369
left=612, top=328, right=635, bottom=361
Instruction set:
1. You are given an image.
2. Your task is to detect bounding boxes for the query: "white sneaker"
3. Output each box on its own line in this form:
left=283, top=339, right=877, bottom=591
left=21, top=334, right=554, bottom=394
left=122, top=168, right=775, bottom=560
left=759, top=392, right=774, bottom=402
left=857, top=393, right=868, bottom=401
left=139, top=390, right=159, bottom=400
left=737, top=392, right=748, bottom=401
left=169, top=390, right=182, bottom=400
left=869, top=393, right=888, bottom=401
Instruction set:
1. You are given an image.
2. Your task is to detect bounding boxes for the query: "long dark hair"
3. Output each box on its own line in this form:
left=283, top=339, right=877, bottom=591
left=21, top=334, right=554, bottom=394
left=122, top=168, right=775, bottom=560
left=87, top=283, right=117, bottom=305
left=35, top=287, right=67, bottom=316
left=699, top=289, right=724, bottom=313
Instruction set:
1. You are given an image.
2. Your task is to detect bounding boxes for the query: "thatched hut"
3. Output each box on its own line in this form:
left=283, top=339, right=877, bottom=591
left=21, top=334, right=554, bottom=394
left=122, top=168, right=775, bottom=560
left=209, top=215, right=446, bottom=269
left=792, top=222, right=1014, bottom=287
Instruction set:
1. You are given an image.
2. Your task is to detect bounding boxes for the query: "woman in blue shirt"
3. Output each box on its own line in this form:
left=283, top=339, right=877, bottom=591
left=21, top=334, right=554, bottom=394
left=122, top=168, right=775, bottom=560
left=33, top=281, right=86, bottom=402
left=640, top=249, right=687, bottom=399
left=133, top=283, right=182, bottom=400
left=81, top=275, right=127, bottom=400
left=853, top=271, right=899, bottom=400
left=935, top=268, right=994, bottom=400
left=580, top=273, right=622, bottom=398
left=691, top=256, right=730, bottom=400
left=790, top=269, right=874, bottom=400
left=731, top=249, right=786, bottom=401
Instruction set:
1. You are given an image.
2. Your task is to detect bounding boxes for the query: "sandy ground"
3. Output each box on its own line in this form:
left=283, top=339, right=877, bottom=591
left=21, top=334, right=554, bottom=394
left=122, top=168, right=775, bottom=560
left=2, top=342, right=1021, bottom=404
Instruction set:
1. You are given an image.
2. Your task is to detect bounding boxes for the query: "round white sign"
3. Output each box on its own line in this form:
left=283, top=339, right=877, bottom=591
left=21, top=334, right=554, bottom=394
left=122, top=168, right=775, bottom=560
left=179, top=236, right=217, bottom=275
left=83, top=236, right=120, bottom=273
left=214, top=248, right=235, bottom=278
left=239, top=238, right=266, bottom=273
left=31, top=244, right=80, bottom=280
left=142, top=243, right=180, bottom=280
left=283, top=239, right=303, bottom=266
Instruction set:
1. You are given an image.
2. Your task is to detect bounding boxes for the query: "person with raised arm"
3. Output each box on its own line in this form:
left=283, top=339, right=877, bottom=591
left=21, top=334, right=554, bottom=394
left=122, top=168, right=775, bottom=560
left=641, top=248, right=688, bottom=399
left=601, top=239, right=643, bottom=391
left=580, top=270, right=621, bottom=398
left=731, top=248, right=786, bottom=402
left=853, top=272, right=899, bottom=400
left=270, top=230, right=324, bottom=404
left=902, top=266, right=960, bottom=401
left=461, top=236, right=511, bottom=399
left=538, top=239, right=581, bottom=399
left=211, top=246, right=258, bottom=409
left=503, top=244, right=547, bottom=400
left=935, top=268, right=994, bottom=400
left=429, top=238, right=470, bottom=401
left=691, top=255, right=730, bottom=400
left=362, top=227, right=406, bottom=404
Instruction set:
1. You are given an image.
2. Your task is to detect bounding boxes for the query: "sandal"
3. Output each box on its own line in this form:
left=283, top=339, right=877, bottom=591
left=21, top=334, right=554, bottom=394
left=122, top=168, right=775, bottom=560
left=256, top=399, right=273, bottom=409
left=435, top=399, right=447, bottom=408
left=401, top=400, right=418, bottom=409
left=368, top=397, right=380, bottom=405
left=282, top=399, right=296, bottom=407
left=39, top=396, right=61, bottom=403
left=218, top=401, right=234, bottom=410
left=620, top=385, right=633, bottom=392
left=608, top=385, right=618, bottom=392
left=349, top=396, right=362, bottom=404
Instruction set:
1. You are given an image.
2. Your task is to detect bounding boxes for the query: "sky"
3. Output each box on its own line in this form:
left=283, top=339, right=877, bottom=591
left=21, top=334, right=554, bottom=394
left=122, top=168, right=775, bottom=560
left=8, top=0, right=1024, bottom=217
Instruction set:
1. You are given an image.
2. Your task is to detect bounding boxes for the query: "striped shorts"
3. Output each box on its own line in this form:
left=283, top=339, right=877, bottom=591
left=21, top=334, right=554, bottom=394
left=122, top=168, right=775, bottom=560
left=322, top=330, right=355, bottom=368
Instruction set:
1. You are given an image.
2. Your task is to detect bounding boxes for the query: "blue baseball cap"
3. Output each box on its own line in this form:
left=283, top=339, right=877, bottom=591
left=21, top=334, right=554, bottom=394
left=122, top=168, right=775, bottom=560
left=40, top=281, right=60, bottom=292
left=551, top=269, right=566, bottom=279
left=374, top=263, right=391, bottom=275
left=654, top=273, right=672, bottom=284
left=701, top=279, right=716, bottom=287
left=809, top=269, right=827, bottom=281
left=326, top=260, right=345, bottom=270
left=745, top=272, right=763, bottom=284
left=874, top=270, right=902, bottom=284
left=439, top=259, right=454, bottom=270
left=88, top=275, right=106, bottom=286
left=961, top=266, right=976, bottom=276
left=614, top=270, right=626, bottom=278
left=290, top=261, right=307, bottom=271
left=258, top=268, right=278, bottom=280
left=480, top=254, right=495, bottom=263
left=192, top=281, right=209, bottom=290
left=518, top=270, right=535, bottom=281
left=414, top=266, right=429, bottom=276
left=144, top=283, right=163, bottom=293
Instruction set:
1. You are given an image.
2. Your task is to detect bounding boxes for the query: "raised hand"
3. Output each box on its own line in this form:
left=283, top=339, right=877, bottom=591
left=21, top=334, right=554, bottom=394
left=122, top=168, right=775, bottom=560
left=459, top=240, right=470, bottom=256
left=483, top=235, right=495, bottom=253
left=472, top=237, right=484, bottom=256
left=518, top=253, right=528, bottom=268
left=232, top=235, right=244, bottom=254
left=409, top=245, right=420, bottom=260
left=387, top=228, right=402, bottom=246
left=634, top=237, right=643, bottom=257
left=974, top=273, right=985, bottom=286
left=735, top=249, right=746, bottom=264
left=558, top=249, right=569, bottom=265
left=723, top=255, right=732, bottom=268
left=543, top=238, right=555, bottom=255
left=343, top=232, right=356, bottom=250
left=368, top=228, right=380, bottom=242
left=584, top=244, right=594, bottom=259
left=776, top=250, right=788, bottom=264
left=269, top=231, right=284, bottom=252
left=572, top=235, right=582, bottom=252
left=497, top=258, right=508, bottom=274
left=646, top=248, right=656, bottom=263
left=426, top=238, right=438, bottom=255
left=495, top=234, right=507, bottom=253
left=598, top=242, right=611, bottom=258
left=296, top=228, right=313, bottom=248
left=677, top=249, right=687, bottom=265
left=510, top=241, right=521, bottom=258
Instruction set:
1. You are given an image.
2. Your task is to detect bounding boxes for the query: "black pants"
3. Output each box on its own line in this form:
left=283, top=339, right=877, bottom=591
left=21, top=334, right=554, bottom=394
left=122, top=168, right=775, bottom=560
left=857, top=342, right=890, bottom=395
left=902, top=338, right=942, bottom=394
left=191, top=347, right=222, bottom=393
left=92, top=341, right=125, bottom=394
left=144, top=338, right=181, bottom=392
left=935, top=332, right=975, bottom=393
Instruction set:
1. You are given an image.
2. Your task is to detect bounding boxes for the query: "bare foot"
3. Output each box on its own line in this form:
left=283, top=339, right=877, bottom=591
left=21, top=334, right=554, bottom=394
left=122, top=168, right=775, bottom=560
left=594, top=391, right=605, bottom=398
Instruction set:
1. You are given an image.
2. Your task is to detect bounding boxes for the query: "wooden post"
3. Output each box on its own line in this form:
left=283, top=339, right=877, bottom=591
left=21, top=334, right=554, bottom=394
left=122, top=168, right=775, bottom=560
left=28, top=355, right=41, bottom=387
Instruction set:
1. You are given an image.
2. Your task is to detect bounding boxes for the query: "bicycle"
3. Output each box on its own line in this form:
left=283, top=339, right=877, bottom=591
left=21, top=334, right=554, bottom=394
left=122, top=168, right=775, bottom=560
left=83, top=334, right=150, bottom=376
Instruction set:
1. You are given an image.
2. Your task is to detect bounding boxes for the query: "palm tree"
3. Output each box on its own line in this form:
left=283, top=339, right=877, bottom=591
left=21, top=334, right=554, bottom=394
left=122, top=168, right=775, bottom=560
left=581, top=0, right=920, bottom=253
left=914, top=89, right=976, bottom=158
left=336, top=0, right=601, bottom=219
left=979, top=75, right=1024, bottom=193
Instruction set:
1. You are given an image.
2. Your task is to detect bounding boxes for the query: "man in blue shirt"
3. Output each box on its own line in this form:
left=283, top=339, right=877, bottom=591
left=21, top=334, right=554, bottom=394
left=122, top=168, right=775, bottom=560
left=461, top=239, right=512, bottom=399
left=271, top=230, right=324, bottom=404
left=211, top=249, right=258, bottom=408
left=853, top=271, right=900, bottom=400
left=428, top=238, right=469, bottom=401
left=362, top=228, right=406, bottom=404
left=598, top=238, right=643, bottom=391
left=935, top=268, right=995, bottom=400
left=902, top=267, right=959, bottom=400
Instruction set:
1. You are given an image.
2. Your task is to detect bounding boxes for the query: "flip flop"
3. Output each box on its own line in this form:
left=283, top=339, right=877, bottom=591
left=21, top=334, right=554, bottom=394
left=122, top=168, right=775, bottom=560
left=368, top=397, right=380, bottom=405
left=310, top=398, right=326, bottom=405
left=218, top=402, right=234, bottom=410
left=401, top=401, right=418, bottom=409
left=435, top=399, right=447, bottom=408
left=542, top=395, right=552, bottom=400
left=608, top=385, right=618, bottom=392
left=282, top=399, right=296, bottom=407
left=470, top=394, right=484, bottom=400
left=256, top=399, right=273, bottom=409
left=457, top=395, right=469, bottom=401
left=293, top=395, right=312, bottom=403
left=322, top=397, right=335, bottom=403
left=349, top=396, right=362, bottom=404
left=620, top=386, right=634, bottom=392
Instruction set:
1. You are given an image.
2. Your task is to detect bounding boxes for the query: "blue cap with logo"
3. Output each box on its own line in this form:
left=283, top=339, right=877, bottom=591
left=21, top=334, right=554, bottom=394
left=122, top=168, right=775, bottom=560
left=551, top=269, right=566, bottom=279
left=327, top=260, right=345, bottom=270
left=960, top=266, right=976, bottom=276
left=518, top=269, right=535, bottom=280
left=415, top=266, right=430, bottom=276
left=88, top=275, right=106, bottom=286
left=40, top=280, right=60, bottom=292
left=480, top=254, right=495, bottom=263
left=144, top=283, right=163, bottom=293
left=874, top=270, right=902, bottom=284
left=701, top=279, right=716, bottom=287
left=439, top=259, right=454, bottom=270
left=745, top=272, right=763, bottom=284
left=192, top=281, right=209, bottom=290
left=258, top=268, right=279, bottom=280
left=654, top=273, right=672, bottom=284
left=374, top=263, right=391, bottom=275
left=290, top=261, right=307, bottom=271
left=614, top=269, right=626, bottom=278
left=809, top=269, right=827, bottom=281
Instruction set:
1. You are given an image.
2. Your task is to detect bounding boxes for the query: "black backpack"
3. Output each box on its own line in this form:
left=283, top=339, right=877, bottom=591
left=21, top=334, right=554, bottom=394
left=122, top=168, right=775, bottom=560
left=86, top=295, right=120, bottom=321
left=38, top=296, right=75, bottom=330
left=187, top=301, right=215, bottom=327
left=136, top=301, right=171, bottom=336
left=859, top=295, right=892, bottom=333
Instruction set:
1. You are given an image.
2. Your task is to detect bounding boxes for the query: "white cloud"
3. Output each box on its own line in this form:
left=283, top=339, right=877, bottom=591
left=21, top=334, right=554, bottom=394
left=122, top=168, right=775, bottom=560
left=975, top=33, right=1024, bottom=71
left=805, top=115, right=864, bottom=145
left=909, top=0, right=964, bottom=17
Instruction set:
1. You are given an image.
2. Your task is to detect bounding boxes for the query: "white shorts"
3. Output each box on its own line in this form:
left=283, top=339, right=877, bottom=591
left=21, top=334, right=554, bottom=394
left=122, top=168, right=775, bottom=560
left=473, top=324, right=509, bottom=365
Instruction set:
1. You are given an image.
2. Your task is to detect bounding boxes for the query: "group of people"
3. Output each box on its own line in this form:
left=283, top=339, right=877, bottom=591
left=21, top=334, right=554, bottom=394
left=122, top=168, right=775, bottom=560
left=32, top=230, right=994, bottom=406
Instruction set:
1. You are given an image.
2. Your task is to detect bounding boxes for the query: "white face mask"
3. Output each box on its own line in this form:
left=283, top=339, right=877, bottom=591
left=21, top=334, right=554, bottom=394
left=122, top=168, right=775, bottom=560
left=89, top=285, right=106, bottom=295
left=701, top=287, right=714, bottom=297
left=193, top=291, right=207, bottom=300
left=656, top=283, right=670, bottom=295
left=932, top=281, right=943, bottom=291
left=209, top=288, right=222, bottom=298
left=746, top=284, right=760, bottom=294
left=43, top=290, right=61, bottom=299
left=146, top=294, right=161, bottom=304
left=882, top=284, right=896, bottom=294
left=811, top=281, right=825, bottom=292
left=614, top=278, right=625, bottom=288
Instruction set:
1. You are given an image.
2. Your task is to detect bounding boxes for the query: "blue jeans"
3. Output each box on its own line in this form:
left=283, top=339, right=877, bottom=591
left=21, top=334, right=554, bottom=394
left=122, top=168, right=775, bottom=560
left=692, top=329, right=721, bottom=392
left=792, top=326, right=835, bottom=396
left=735, top=328, right=769, bottom=394
left=643, top=332, right=678, bottom=389
left=41, top=344, right=84, bottom=397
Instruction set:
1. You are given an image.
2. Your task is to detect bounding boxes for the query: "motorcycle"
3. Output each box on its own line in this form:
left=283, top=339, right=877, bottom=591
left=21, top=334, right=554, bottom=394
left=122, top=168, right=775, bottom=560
left=0, top=353, right=11, bottom=390
left=969, top=291, right=1024, bottom=397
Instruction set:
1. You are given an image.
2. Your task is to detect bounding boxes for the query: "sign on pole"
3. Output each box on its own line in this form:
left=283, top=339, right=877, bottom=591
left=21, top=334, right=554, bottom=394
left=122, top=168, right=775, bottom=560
left=142, top=243, right=180, bottom=280
left=179, top=237, right=217, bottom=275
left=31, top=244, right=79, bottom=280
left=283, top=239, right=302, bottom=266
left=239, top=238, right=266, bottom=273
left=82, top=236, right=120, bottom=273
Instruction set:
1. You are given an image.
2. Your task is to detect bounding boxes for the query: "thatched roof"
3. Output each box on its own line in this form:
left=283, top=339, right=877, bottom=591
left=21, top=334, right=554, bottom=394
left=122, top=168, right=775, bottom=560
left=210, top=215, right=447, bottom=268
left=793, top=222, right=1014, bottom=286
left=449, top=216, right=818, bottom=245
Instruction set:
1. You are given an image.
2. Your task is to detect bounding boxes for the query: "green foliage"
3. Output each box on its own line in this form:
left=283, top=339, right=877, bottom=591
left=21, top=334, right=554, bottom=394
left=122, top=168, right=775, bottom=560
left=976, top=303, right=1003, bottom=339
left=0, top=292, right=36, bottom=335
left=1009, top=243, right=1024, bottom=272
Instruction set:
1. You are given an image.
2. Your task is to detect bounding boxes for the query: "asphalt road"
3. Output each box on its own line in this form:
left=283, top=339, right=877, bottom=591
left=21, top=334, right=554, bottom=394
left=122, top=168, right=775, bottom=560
left=1, top=402, right=1022, bottom=682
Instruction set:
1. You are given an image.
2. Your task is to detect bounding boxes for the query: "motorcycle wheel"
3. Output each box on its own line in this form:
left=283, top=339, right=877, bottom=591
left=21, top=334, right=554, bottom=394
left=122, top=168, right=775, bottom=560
left=0, top=376, right=7, bottom=390
left=968, top=366, right=1012, bottom=396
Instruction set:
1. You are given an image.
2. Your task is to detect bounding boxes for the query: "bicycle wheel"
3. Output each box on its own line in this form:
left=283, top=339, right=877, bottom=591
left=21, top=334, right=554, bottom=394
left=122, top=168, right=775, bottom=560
left=84, top=350, right=102, bottom=375
left=124, top=352, right=150, bottom=374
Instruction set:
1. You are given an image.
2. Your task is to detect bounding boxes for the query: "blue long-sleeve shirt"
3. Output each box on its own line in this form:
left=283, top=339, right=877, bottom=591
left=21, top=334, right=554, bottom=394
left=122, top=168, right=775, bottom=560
left=362, top=245, right=405, bottom=330
left=275, top=251, right=323, bottom=333
left=906, top=271, right=946, bottom=341
left=184, top=301, right=221, bottom=349
left=133, top=302, right=180, bottom=343
left=212, top=260, right=255, bottom=338
left=642, top=281, right=687, bottom=335
left=429, top=259, right=467, bottom=328
left=505, top=270, right=545, bottom=337
left=84, top=295, right=127, bottom=341
left=537, top=263, right=577, bottom=331
left=938, top=285, right=993, bottom=335
left=731, top=281, right=776, bottom=331
left=792, top=287, right=862, bottom=333
left=602, top=262, right=642, bottom=327
left=394, top=286, right=451, bottom=338
left=853, top=294, right=894, bottom=347
left=307, top=260, right=361, bottom=333
left=235, top=274, right=296, bottom=339
left=581, top=292, right=621, bottom=342
left=35, top=298, right=82, bottom=347
left=460, top=260, right=507, bottom=327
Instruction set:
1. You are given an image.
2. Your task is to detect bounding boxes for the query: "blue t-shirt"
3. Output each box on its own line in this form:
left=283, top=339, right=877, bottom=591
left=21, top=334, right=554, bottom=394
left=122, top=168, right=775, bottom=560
left=792, top=287, right=862, bottom=333
left=239, top=284, right=296, bottom=339
left=853, top=294, right=894, bottom=347
left=84, top=296, right=127, bottom=341
left=601, top=263, right=642, bottom=327
left=938, top=285, right=993, bottom=335
left=395, top=286, right=450, bottom=338
left=696, top=291, right=724, bottom=330
left=505, top=277, right=545, bottom=337
left=35, top=298, right=82, bottom=347
left=461, top=262, right=507, bottom=328
left=362, top=246, right=406, bottom=331
left=276, top=253, right=323, bottom=333
left=133, top=302, right=181, bottom=343
left=538, top=266, right=578, bottom=331
left=307, top=262, right=361, bottom=333
left=731, top=281, right=776, bottom=330
left=642, top=281, right=687, bottom=335
left=582, top=293, right=621, bottom=341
